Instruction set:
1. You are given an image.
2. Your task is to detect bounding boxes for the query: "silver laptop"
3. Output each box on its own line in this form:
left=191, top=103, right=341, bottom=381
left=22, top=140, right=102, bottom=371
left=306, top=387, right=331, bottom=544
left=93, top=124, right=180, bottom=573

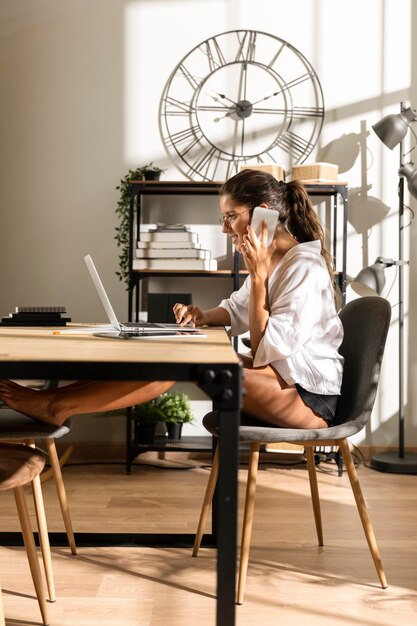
left=84, top=254, right=200, bottom=336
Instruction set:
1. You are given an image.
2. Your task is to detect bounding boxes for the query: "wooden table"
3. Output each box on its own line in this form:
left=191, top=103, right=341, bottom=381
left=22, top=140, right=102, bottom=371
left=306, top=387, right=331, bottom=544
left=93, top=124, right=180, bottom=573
left=0, top=325, right=242, bottom=626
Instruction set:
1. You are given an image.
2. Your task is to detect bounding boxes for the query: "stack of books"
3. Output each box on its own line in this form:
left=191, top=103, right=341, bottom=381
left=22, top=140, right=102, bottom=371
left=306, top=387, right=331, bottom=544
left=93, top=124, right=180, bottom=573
left=133, top=224, right=218, bottom=271
left=0, top=306, right=71, bottom=326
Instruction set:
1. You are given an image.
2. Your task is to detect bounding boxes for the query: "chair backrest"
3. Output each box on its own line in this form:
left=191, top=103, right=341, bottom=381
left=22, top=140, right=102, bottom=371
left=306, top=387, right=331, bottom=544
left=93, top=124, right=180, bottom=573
left=334, top=296, right=391, bottom=430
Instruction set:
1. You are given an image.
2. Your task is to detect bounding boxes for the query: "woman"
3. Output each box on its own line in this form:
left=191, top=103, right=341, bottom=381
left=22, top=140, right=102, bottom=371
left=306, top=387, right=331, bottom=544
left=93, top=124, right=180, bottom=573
left=0, top=169, right=343, bottom=429
left=175, top=170, right=343, bottom=429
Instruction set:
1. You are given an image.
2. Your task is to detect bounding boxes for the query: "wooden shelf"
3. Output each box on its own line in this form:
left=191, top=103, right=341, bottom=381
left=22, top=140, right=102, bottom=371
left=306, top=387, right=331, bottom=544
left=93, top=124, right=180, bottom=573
left=133, top=269, right=247, bottom=276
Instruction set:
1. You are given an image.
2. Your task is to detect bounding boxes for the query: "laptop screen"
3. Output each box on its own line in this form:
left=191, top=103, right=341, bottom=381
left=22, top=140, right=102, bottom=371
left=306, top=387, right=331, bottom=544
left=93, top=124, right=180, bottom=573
left=84, top=254, right=121, bottom=331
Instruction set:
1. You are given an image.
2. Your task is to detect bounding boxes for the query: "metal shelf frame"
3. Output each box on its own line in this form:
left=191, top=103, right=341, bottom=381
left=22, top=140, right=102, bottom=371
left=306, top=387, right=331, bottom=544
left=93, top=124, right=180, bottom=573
left=127, top=180, right=348, bottom=318
left=125, top=179, right=348, bottom=473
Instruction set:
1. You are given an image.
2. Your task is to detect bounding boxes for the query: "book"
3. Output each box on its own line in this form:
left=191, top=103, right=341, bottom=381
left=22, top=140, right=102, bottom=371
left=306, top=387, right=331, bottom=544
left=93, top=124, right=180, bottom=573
left=137, top=240, right=201, bottom=249
left=135, top=248, right=211, bottom=259
left=0, top=307, right=71, bottom=326
left=133, top=258, right=218, bottom=271
left=149, top=223, right=191, bottom=231
left=139, top=231, right=199, bottom=243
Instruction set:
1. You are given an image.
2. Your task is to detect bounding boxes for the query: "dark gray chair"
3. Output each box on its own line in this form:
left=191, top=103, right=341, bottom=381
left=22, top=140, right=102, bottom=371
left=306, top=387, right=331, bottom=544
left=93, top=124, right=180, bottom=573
left=193, top=296, right=391, bottom=604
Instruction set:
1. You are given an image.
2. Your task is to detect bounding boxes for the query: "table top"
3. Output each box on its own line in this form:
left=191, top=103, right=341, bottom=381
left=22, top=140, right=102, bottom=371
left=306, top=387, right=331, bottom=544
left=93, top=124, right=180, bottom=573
left=0, top=325, right=239, bottom=381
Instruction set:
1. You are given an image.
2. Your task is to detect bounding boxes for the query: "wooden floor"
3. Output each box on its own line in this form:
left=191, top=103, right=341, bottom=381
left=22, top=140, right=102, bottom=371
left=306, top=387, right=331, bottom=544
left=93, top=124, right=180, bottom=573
left=1, top=452, right=417, bottom=625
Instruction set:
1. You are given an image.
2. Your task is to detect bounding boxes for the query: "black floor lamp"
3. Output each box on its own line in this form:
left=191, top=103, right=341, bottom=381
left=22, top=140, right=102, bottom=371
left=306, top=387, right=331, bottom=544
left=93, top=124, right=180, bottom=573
left=353, top=102, right=417, bottom=474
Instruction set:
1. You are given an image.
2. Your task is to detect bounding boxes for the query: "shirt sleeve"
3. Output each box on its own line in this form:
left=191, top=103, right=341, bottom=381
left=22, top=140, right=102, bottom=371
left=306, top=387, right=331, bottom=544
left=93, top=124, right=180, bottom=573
left=253, top=254, right=328, bottom=368
left=218, top=277, right=251, bottom=336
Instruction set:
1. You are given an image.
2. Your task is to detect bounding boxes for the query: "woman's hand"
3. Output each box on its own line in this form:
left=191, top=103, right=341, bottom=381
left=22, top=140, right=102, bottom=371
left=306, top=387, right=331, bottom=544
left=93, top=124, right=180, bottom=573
left=241, top=220, right=272, bottom=279
left=173, top=303, right=208, bottom=327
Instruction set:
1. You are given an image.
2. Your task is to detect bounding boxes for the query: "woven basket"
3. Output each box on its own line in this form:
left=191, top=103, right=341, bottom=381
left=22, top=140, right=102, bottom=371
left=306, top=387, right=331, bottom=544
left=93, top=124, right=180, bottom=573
left=239, top=164, right=286, bottom=181
left=291, top=162, right=338, bottom=182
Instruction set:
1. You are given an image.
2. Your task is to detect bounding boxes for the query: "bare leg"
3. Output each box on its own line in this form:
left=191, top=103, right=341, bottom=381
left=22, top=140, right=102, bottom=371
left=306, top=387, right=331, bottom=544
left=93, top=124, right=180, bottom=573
left=0, top=379, right=175, bottom=427
left=240, top=354, right=328, bottom=429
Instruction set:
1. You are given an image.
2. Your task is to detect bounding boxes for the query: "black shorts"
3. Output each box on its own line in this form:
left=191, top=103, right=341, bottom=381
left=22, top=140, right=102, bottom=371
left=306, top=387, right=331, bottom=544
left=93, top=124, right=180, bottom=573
left=295, top=383, right=339, bottom=427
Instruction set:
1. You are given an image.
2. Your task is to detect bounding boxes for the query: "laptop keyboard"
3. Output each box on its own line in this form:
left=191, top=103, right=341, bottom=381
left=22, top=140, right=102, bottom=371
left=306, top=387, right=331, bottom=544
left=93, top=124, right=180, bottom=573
left=121, top=322, right=162, bottom=329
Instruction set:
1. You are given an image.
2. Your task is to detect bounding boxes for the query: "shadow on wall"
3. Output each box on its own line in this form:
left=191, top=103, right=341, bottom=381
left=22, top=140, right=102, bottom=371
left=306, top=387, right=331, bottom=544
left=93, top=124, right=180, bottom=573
left=368, top=403, right=417, bottom=447
left=318, top=123, right=394, bottom=446
left=317, top=122, right=391, bottom=269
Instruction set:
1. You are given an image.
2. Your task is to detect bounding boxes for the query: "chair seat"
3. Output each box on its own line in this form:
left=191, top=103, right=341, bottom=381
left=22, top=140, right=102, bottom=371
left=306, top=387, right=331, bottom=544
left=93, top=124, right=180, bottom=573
left=0, top=443, right=46, bottom=491
left=0, top=408, right=72, bottom=439
left=203, top=411, right=359, bottom=443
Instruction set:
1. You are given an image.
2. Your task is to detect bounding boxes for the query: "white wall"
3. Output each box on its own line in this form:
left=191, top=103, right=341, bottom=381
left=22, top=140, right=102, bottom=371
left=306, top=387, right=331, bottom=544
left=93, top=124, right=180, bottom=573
left=0, top=0, right=416, bottom=446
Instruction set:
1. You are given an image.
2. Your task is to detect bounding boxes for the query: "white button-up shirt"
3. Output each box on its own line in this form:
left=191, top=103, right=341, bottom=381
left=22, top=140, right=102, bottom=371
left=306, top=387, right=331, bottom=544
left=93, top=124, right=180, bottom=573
left=219, top=240, right=344, bottom=395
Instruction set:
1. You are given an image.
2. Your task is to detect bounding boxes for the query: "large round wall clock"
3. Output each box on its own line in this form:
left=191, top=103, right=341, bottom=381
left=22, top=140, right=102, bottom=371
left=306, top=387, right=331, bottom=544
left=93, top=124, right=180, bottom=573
left=160, top=30, right=325, bottom=181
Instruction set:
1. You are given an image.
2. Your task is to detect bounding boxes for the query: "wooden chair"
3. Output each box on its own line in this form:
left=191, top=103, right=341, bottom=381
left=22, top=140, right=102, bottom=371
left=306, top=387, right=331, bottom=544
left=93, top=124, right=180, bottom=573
left=0, top=411, right=77, bottom=556
left=193, top=296, right=391, bottom=604
left=0, top=410, right=77, bottom=606
left=0, top=443, right=50, bottom=625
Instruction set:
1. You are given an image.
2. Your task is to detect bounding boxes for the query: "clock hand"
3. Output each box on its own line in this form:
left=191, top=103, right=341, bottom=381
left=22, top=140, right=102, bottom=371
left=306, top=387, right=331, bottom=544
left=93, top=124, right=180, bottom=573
left=214, top=111, right=234, bottom=123
left=251, top=73, right=312, bottom=107
left=208, top=91, right=240, bottom=107
left=251, top=90, right=283, bottom=107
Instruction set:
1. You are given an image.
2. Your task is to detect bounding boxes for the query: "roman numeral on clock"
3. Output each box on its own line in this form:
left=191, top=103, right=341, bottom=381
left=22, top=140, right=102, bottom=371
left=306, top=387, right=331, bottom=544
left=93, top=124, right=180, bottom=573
left=163, top=97, right=192, bottom=116
left=186, top=146, right=222, bottom=180
left=200, top=37, right=227, bottom=72
left=235, top=30, right=257, bottom=62
left=177, top=64, right=202, bottom=90
left=267, top=130, right=314, bottom=161
left=168, top=126, right=204, bottom=157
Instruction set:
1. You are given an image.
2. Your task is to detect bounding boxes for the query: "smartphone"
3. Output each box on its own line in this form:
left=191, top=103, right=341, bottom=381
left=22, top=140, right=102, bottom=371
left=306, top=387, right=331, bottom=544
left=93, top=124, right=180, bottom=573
left=250, top=206, right=279, bottom=246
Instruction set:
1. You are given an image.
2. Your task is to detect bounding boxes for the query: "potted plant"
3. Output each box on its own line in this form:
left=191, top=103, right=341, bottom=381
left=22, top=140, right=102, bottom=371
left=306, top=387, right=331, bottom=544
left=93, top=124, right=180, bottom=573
left=141, top=162, right=165, bottom=181
left=115, top=163, right=166, bottom=286
left=115, top=167, right=144, bottom=287
left=131, top=399, right=165, bottom=444
left=157, top=392, right=194, bottom=440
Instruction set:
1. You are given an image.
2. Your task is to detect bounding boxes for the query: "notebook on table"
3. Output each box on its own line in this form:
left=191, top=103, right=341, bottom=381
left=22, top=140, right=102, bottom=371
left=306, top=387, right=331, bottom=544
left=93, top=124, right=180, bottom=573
left=84, top=254, right=202, bottom=338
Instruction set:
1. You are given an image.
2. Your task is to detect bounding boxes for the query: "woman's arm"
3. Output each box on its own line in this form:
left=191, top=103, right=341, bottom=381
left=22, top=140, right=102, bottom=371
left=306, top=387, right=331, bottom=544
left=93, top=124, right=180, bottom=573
left=241, top=221, right=272, bottom=355
left=249, top=275, right=270, bottom=356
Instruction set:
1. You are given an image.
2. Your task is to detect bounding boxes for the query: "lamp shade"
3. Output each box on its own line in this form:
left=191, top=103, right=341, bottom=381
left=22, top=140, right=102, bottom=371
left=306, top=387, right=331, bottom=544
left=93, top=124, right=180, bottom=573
left=399, top=162, right=417, bottom=199
left=350, top=257, right=395, bottom=296
left=372, top=107, right=417, bottom=150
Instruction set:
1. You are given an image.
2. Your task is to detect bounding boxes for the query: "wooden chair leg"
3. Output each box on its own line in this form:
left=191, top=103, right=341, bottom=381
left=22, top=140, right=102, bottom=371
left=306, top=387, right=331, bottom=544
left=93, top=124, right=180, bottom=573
left=193, top=445, right=219, bottom=557
left=237, top=442, right=261, bottom=605
left=339, top=439, right=387, bottom=588
left=305, top=446, right=324, bottom=546
left=25, top=438, right=56, bottom=602
left=31, top=474, right=56, bottom=602
left=0, top=579, right=5, bottom=626
left=13, top=486, right=50, bottom=626
left=45, top=438, right=77, bottom=555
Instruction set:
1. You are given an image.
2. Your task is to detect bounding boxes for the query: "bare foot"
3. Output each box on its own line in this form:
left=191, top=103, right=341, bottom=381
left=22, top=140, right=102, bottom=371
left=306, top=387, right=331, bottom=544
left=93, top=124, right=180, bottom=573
left=0, top=380, right=67, bottom=426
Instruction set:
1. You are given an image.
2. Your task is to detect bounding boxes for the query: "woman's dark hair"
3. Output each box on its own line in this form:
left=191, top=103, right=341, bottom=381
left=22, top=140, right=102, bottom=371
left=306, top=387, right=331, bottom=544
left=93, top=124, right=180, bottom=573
left=220, top=169, right=335, bottom=291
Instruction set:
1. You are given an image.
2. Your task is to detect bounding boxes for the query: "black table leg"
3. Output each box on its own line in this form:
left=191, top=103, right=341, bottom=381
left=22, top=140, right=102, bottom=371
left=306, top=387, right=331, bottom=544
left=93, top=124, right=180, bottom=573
left=216, top=408, right=239, bottom=625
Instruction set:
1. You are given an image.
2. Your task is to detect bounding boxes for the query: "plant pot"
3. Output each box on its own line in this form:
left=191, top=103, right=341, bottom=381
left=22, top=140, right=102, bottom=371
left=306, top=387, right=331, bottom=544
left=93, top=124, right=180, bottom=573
left=134, top=423, right=156, bottom=444
left=166, top=423, right=183, bottom=440
left=143, top=170, right=161, bottom=181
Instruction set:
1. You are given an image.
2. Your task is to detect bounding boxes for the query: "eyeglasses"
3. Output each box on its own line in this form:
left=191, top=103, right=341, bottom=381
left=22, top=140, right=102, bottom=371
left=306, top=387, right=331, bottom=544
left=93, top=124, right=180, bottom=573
left=219, top=208, right=253, bottom=228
